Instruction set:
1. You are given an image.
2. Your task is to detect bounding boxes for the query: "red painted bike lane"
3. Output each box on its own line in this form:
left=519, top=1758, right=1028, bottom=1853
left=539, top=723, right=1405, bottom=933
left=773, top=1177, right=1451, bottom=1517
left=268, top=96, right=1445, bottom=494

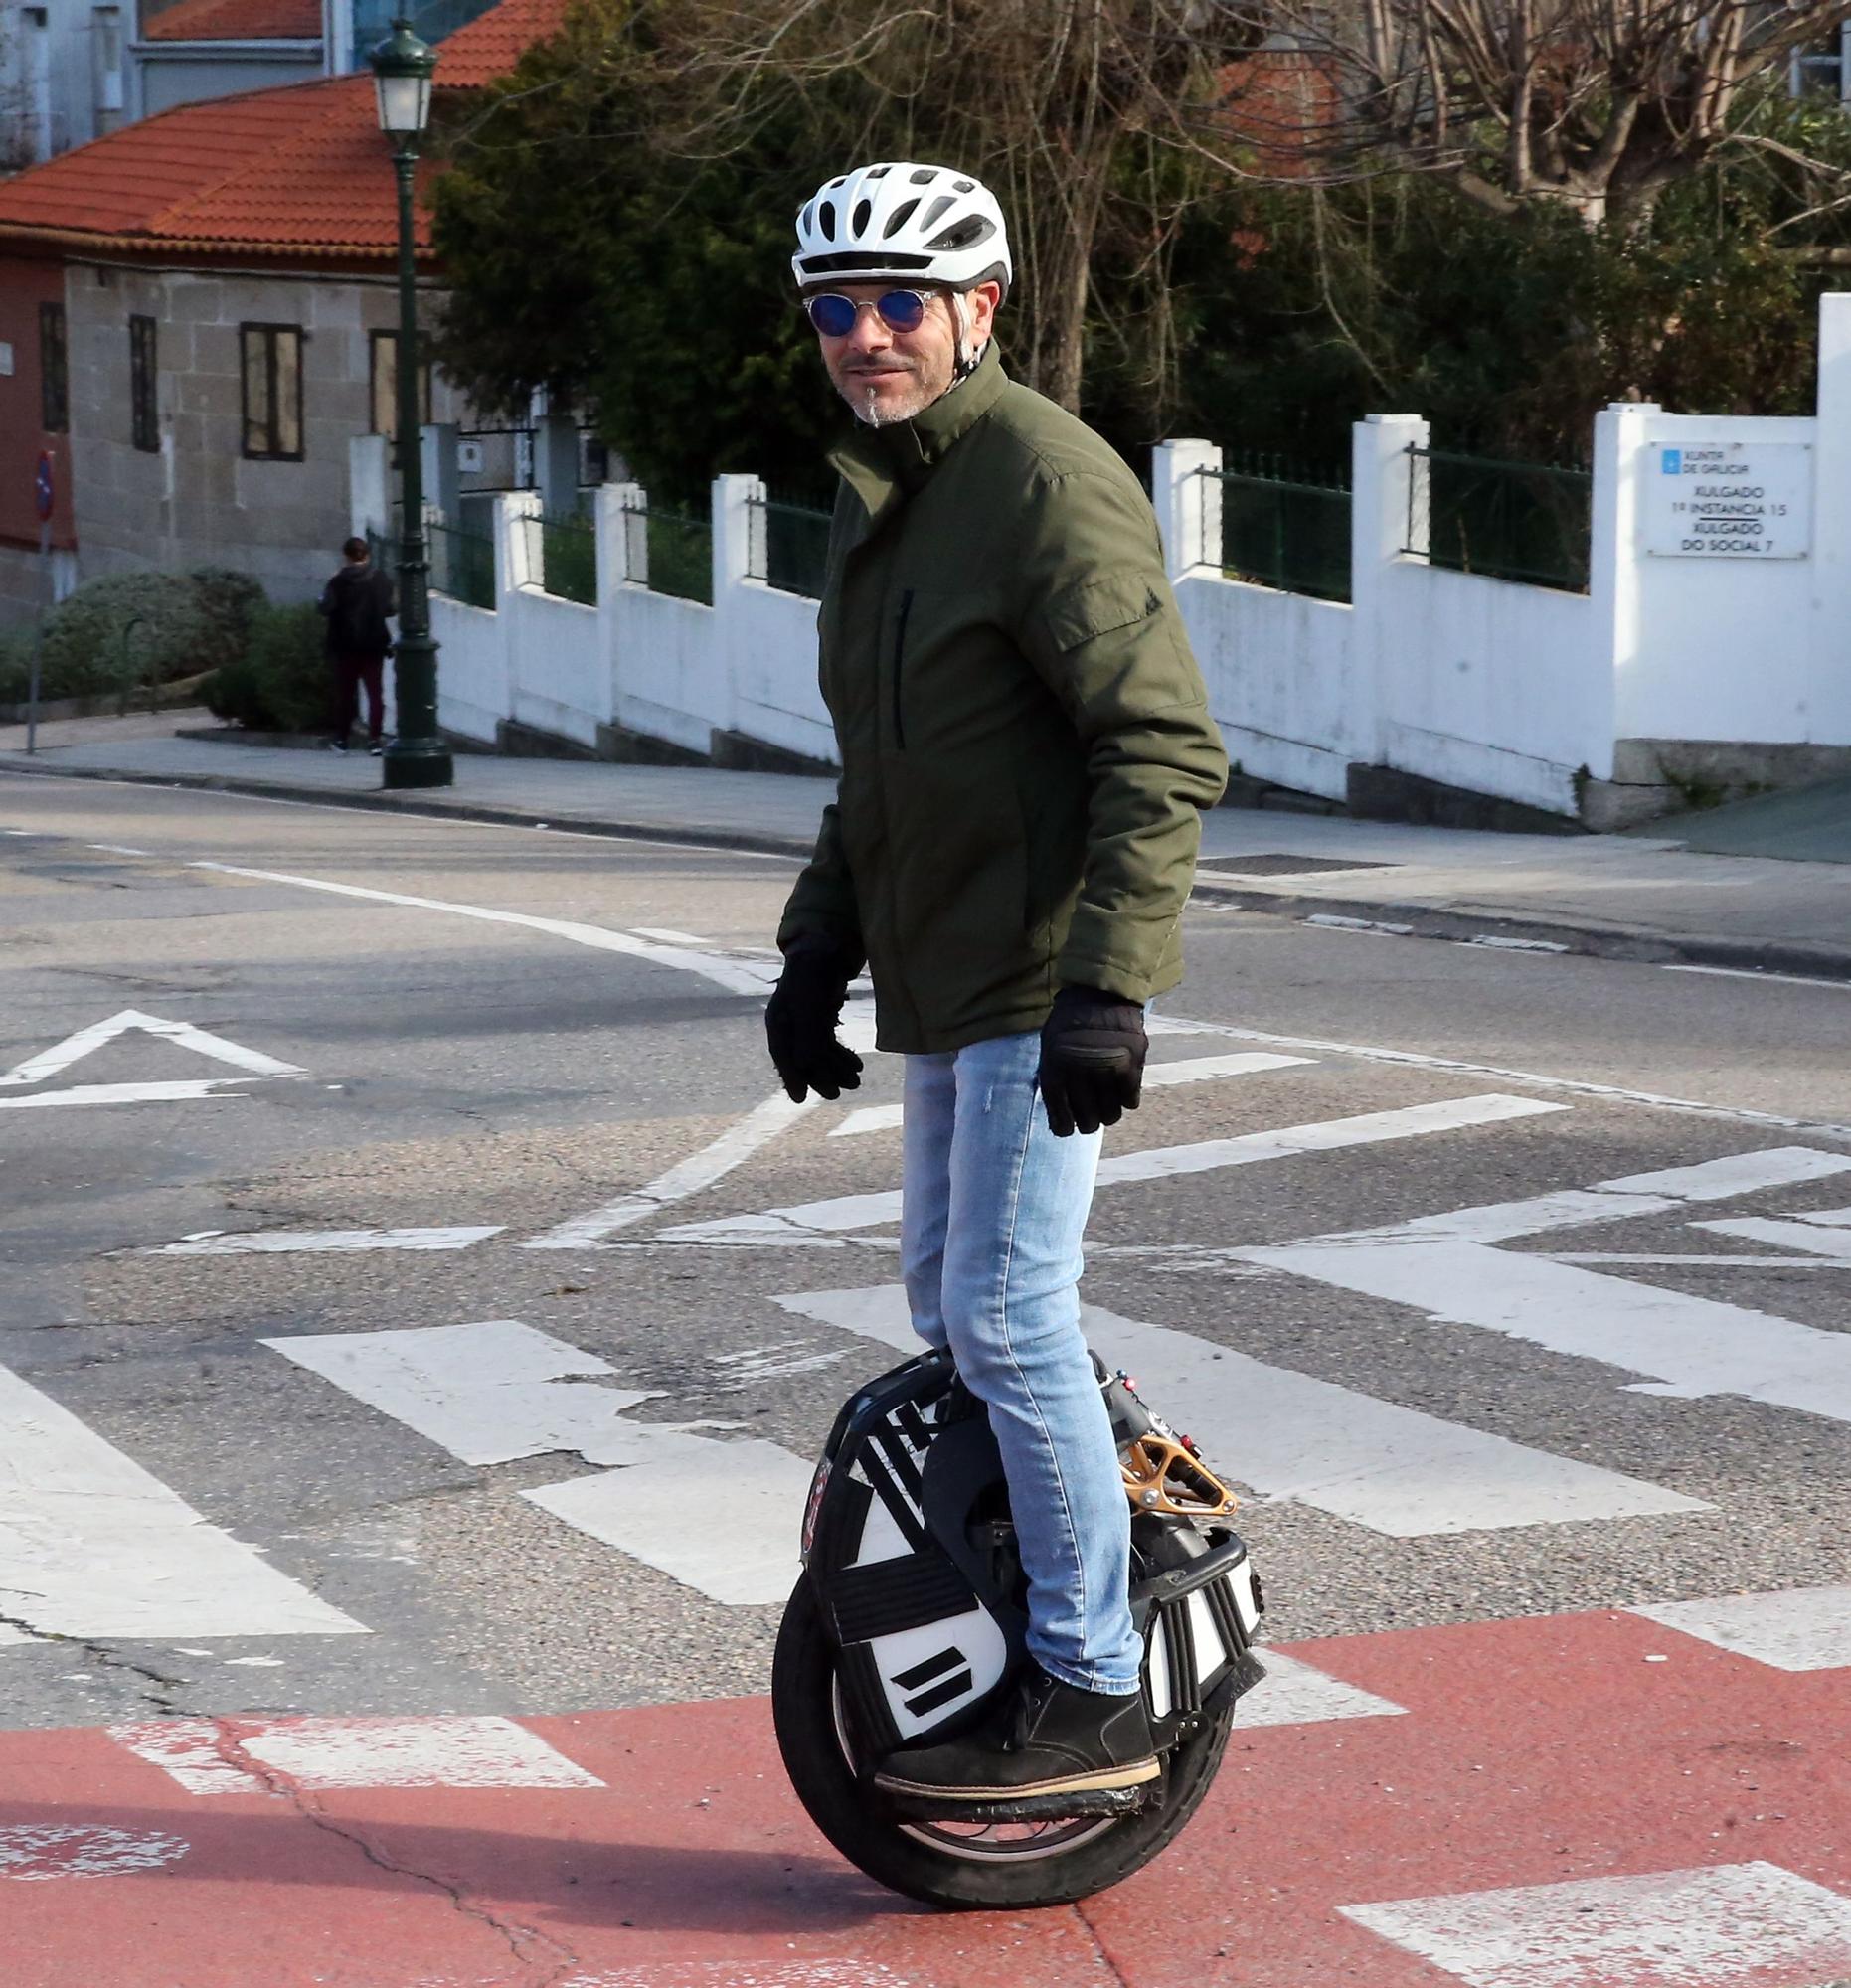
left=4, top=1609, right=1848, bottom=1988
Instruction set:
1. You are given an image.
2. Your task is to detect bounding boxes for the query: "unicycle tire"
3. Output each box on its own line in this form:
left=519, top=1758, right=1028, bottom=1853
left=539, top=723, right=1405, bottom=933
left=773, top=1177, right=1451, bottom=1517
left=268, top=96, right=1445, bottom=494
left=770, top=1576, right=1237, bottom=1910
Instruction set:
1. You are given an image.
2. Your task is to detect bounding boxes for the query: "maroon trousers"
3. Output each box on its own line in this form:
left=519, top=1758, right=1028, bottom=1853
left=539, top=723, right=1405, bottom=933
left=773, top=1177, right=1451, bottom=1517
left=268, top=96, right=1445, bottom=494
left=330, top=651, right=386, bottom=744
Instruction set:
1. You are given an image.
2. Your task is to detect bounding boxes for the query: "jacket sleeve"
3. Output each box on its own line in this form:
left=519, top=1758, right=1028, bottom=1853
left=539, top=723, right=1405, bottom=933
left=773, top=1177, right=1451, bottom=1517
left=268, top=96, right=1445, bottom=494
left=1009, top=467, right=1229, bottom=1003
left=776, top=794, right=866, bottom=971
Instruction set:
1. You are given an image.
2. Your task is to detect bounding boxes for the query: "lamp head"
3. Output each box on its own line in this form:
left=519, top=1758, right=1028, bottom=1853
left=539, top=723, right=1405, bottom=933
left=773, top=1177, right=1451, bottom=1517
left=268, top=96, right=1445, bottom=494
left=370, top=17, right=436, bottom=144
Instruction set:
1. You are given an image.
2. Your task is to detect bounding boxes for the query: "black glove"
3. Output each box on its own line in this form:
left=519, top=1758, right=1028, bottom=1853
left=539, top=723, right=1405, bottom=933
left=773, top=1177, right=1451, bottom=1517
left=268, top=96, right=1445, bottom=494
left=765, top=936, right=864, bottom=1104
left=1038, top=984, right=1146, bottom=1137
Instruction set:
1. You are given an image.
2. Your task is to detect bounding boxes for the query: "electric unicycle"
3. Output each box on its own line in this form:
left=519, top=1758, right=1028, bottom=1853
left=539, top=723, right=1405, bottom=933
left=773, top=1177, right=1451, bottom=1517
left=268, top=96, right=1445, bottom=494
left=771, top=1349, right=1264, bottom=1908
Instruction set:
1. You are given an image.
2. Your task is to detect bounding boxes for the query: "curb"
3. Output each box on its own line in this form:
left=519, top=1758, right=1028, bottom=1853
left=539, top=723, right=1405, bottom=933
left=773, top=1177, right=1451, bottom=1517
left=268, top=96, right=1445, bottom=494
left=7, top=752, right=1851, bottom=986
left=0, top=755, right=813, bottom=861
left=1186, top=875, right=1851, bottom=985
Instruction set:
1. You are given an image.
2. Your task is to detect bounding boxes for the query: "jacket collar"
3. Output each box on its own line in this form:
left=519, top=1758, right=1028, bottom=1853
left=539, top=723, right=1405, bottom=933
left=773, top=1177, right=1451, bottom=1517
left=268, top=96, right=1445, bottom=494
left=828, top=341, right=1006, bottom=543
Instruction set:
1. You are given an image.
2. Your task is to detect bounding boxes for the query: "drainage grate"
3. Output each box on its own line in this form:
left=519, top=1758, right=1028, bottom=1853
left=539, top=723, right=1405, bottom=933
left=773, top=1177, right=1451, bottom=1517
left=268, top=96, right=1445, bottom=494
left=1199, top=854, right=1400, bottom=877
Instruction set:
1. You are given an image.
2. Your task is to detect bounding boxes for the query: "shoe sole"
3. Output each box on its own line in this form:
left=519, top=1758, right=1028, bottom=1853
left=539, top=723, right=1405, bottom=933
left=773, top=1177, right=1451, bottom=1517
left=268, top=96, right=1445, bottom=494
left=872, top=1756, right=1160, bottom=1803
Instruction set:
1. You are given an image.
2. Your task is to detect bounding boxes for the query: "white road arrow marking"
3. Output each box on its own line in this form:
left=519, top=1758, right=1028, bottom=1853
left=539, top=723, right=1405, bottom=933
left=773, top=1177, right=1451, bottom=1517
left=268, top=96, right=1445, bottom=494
left=0, top=1010, right=304, bottom=1110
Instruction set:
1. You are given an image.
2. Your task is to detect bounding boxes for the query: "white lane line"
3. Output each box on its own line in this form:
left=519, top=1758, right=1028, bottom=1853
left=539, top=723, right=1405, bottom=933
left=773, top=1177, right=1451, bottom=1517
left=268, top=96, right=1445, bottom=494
left=830, top=1103, right=902, bottom=1137
left=522, top=1090, right=816, bottom=1249
left=0, top=1079, right=253, bottom=1111
left=187, top=862, right=773, bottom=998
left=0, top=1363, right=366, bottom=1641
left=1339, top=1860, right=1851, bottom=1988
left=1237, top=1650, right=1408, bottom=1727
left=1546, top=1252, right=1851, bottom=1267
left=1174, top=1020, right=1851, bottom=1144
left=526, top=1441, right=812, bottom=1607
left=824, top=1051, right=1317, bottom=1138
left=264, top=1321, right=809, bottom=1604
left=155, top=1226, right=502, bottom=1256
left=1627, top=1585, right=1851, bottom=1671
left=264, top=1320, right=737, bottom=1470
left=1242, top=1148, right=1851, bottom=1425
left=1663, top=963, right=1851, bottom=991
left=1303, top=913, right=1415, bottom=935
left=1697, top=1215, right=1851, bottom=1260
left=84, top=843, right=151, bottom=857
left=567, top=1965, right=914, bottom=1987
left=1458, top=934, right=1569, bottom=953
left=659, top=1094, right=1566, bottom=1243
left=771, top=1286, right=1704, bottom=1538
left=113, top=1715, right=602, bottom=1793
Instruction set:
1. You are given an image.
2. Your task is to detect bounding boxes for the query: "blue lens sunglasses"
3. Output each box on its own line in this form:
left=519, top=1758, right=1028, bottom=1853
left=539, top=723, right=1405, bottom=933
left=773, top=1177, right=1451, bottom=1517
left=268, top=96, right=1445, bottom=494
left=804, top=289, right=935, bottom=338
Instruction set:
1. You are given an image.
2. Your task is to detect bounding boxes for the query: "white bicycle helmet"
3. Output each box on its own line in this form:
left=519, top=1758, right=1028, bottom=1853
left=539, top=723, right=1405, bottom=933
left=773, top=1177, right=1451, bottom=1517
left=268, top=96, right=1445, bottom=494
left=792, top=162, right=1011, bottom=296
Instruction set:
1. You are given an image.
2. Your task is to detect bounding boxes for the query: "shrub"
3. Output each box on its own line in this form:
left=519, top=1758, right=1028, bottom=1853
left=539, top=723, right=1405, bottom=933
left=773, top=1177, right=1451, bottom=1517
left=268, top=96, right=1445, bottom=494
left=0, top=567, right=268, bottom=710
left=203, top=603, right=329, bottom=733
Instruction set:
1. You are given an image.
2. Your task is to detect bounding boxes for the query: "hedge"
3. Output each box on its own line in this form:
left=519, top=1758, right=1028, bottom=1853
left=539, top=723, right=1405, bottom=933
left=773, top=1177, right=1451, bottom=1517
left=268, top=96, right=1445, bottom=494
left=201, top=602, right=331, bottom=734
left=0, top=567, right=263, bottom=708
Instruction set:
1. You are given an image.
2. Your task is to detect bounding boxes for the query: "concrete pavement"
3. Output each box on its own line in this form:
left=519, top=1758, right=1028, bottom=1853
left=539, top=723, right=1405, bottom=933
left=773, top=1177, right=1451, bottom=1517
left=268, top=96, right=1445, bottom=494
left=4, top=712, right=1850, bottom=980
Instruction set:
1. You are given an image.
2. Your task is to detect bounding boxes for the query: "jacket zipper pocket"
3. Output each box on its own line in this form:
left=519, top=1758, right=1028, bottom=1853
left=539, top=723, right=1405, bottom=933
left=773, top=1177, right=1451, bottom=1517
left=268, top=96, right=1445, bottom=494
left=891, top=589, right=914, bottom=749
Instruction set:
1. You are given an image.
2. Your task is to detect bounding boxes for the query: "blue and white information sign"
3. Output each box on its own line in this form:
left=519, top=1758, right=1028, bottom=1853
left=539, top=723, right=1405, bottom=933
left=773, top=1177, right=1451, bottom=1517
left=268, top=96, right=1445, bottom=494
left=1646, top=441, right=1812, bottom=559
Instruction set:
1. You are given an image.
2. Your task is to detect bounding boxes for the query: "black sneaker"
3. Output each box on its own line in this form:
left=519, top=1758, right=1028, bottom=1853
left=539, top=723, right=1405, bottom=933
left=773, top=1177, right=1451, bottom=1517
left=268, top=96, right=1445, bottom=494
left=368, top=742, right=384, bottom=756
left=873, top=1665, right=1158, bottom=1819
left=324, top=739, right=348, bottom=754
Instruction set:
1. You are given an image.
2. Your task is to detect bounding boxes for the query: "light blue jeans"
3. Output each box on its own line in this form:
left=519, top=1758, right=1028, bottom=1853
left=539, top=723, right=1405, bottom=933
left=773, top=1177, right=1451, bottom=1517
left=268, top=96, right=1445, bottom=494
left=901, top=1029, right=1143, bottom=1695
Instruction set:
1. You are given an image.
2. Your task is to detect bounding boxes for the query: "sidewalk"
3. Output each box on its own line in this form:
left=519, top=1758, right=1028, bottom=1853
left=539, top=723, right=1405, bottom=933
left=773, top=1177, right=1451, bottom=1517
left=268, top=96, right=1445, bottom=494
left=4, top=713, right=1850, bottom=980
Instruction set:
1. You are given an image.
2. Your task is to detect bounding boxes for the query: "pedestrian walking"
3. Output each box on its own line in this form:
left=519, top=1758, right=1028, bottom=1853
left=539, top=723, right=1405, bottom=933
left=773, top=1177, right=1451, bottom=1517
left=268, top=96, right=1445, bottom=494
left=317, top=536, right=395, bottom=755
left=766, top=161, right=1229, bottom=1809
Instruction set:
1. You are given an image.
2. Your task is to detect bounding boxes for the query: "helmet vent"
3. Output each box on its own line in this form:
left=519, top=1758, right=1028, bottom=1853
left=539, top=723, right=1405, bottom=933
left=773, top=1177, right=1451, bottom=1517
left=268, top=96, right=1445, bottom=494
left=817, top=199, right=837, bottom=242
left=909, top=166, right=938, bottom=185
left=953, top=178, right=975, bottom=192
left=866, top=164, right=890, bottom=178
left=799, top=200, right=814, bottom=235
left=926, top=215, right=992, bottom=251
left=919, top=193, right=955, bottom=233
left=852, top=197, right=873, bottom=236
left=883, top=197, right=920, bottom=238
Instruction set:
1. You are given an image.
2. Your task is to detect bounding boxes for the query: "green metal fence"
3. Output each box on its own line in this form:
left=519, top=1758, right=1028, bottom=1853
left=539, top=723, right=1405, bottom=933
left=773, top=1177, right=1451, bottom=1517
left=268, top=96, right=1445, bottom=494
left=626, top=502, right=713, bottom=605
left=429, top=519, right=497, bottom=609
left=534, top=511, right=596, bottom=605
left=747, top=495, right=833, bottom=599
left=1206, top=455, right=1353, bottom=604
left=1409, top=446, right=1592, bottom=593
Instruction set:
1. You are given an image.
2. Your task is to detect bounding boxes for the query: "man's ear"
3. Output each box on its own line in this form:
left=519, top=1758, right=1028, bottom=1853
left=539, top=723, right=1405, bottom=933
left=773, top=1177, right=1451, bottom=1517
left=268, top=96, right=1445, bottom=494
left=966, top=280, right=1003, bottom=342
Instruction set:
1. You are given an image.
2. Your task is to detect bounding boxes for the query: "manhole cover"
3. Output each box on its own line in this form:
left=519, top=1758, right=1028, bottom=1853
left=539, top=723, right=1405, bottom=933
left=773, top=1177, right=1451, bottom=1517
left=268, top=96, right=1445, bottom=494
left=0, top=1824, right=190, bottom=1881
left=1200, top=854, right=1399, bottom=877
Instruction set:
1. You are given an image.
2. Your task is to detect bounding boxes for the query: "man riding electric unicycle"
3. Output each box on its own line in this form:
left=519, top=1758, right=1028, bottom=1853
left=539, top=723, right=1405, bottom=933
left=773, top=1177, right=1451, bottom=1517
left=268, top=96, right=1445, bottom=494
left=766, top=162, right=1258, bottom=1908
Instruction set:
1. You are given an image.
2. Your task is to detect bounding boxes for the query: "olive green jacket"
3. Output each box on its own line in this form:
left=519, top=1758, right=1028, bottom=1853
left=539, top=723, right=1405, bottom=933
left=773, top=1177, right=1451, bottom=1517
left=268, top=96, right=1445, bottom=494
left=778, top=342, right=1229, bottom=1054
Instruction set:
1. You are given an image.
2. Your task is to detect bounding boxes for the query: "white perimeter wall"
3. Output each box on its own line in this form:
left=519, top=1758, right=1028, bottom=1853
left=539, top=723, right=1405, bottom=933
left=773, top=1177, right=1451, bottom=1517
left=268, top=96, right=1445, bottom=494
left=358, top=295, right=1851, bottom=816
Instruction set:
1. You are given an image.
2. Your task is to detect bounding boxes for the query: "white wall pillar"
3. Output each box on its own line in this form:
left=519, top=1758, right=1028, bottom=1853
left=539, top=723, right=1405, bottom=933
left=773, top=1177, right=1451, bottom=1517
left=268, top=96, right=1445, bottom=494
left=501, top=488, right=542, bottom=592
left=348, top=431, right=390, bottom=539
left=602, top=481, right=648, bottom=585
left=1591, top=403, right=1654, bottom=765
left=1151, top=439, right=1222, bottom=580
left=534, top=414, right=581, bottom=521
left=1811, top=293, right=1851, bottom=742
left=712, top=472, right=766, bottom=744
left=421, top=421, right=461, bottom=525
left=1350, top=414, right=1428, bottom=771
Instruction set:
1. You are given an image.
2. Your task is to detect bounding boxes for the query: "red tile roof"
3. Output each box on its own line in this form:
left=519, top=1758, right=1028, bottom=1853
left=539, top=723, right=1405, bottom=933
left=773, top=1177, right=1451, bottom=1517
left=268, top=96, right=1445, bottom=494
left=0, top=0, right=570, bottom=262
left=141, top=0, right=321, bottom=40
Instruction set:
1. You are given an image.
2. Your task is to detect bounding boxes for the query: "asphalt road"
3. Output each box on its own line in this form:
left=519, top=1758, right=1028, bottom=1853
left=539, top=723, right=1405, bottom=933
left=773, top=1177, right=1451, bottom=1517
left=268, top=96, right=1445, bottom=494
left=4, top=770, right=1849, bottom=1740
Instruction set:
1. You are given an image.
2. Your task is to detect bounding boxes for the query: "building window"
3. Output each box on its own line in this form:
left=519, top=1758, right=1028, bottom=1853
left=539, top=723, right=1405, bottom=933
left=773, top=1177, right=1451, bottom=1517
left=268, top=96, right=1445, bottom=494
left=39, top=300, right=67, bottom=432
left=240, top=322, right=303, bottom=460
left=130, top=313, right=157, bottom=452
left=368, top=329, right=432, bottom=441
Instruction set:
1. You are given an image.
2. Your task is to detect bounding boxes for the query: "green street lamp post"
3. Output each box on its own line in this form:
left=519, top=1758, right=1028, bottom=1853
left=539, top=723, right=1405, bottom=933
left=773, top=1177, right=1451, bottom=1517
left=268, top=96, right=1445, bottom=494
left=370, top=17, right=451, bottom=789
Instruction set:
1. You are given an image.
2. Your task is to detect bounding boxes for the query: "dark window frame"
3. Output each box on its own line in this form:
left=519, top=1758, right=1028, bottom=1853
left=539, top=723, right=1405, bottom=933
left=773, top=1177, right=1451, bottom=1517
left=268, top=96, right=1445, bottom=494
left=40, top=300, right=68, bottom=433
left=239, top=320, right=304, bottom=462
left=129, top=312, right=157, bottom=453
left=368, top=327, right=433, bottom=442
